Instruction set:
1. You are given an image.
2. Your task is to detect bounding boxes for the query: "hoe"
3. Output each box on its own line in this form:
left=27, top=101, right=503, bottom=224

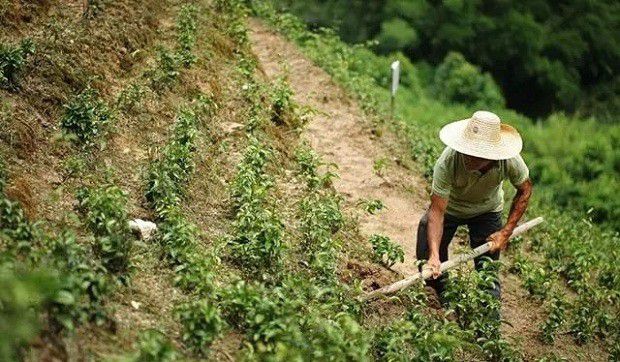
left=362, top=216, right=544, bottom=301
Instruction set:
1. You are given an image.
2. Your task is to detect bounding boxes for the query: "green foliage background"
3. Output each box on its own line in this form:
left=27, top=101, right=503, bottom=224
left=274, top=0, right=619, bottom=122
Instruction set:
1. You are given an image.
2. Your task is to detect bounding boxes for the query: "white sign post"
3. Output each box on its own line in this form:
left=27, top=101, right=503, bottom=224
left=390, top=60, right=400, bottom=119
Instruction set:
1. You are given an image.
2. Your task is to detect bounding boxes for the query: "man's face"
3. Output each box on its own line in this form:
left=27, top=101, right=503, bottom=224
left=463, top=154, right=493, bottom=171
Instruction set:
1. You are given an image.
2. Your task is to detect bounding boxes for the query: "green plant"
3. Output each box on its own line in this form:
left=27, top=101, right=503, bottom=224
left=369, top=234, right=404, bottom=267
left=60, top=87, right=112, bottom=146
left=373, top=306, right=463, bottom=361
left=76, top=185, right=133, bottom=276
left=228, top=138, right=285, bottom=272
left=46, top=231, right=112, bottom=331
left=444, top=261, right=521, bottom=360
left=373, top=158, right=387, bottom=177
left=116, top=83, right=146, bottom=111
left=270, top=75, right=295, bottom=126
left=358, top=199, right=385, bottom=214
left=131, top=329, right=178, bottom=362
left=432, top=52, right=505, bottom=109
left=295, top=144, right=337, bottom=189
left=147, top=47, right=181, bottom=91
left=0, top=38, right=35, bottom=89
left=299, top=192, right=343, bottom=279
left=0, top=263, right=59, bottom=362
left=176, top=4, right=198, bottom=67
left=539, top=293, right=568, bottom=344
left=176, top=300, right=225, bottom=355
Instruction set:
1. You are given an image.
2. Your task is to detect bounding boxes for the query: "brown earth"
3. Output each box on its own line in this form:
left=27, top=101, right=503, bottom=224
left=247, top=19, right=608, bottom=361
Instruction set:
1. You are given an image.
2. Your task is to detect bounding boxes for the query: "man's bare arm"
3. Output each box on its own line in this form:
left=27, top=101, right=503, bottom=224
left=489, top=179, right=533, bottom=251
left=427, top=194, right=448, bottom=277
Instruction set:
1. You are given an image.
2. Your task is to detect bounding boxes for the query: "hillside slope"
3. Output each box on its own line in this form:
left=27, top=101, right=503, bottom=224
left=0, top=1, right=616, bottom=361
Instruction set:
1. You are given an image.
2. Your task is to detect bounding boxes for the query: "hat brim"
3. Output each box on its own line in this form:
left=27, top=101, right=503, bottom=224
left=439, top=119, right=523, bottom=160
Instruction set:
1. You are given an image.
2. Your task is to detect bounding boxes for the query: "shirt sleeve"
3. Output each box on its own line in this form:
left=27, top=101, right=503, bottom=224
left=507, top=154, right=530, bottom=186
left=431, top=147, right=455, bottom=199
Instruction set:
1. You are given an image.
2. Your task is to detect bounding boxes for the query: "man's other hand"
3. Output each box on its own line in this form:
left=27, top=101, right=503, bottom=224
left=488, top=229, right=511, bottom=252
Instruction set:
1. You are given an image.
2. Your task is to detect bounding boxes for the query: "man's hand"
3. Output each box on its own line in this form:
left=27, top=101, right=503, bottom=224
left=487, top=229, right=512, bottom=252
left=425, top=254, right=442, bottom=279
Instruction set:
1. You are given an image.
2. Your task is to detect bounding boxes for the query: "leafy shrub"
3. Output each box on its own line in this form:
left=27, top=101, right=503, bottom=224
left=359, top=199, right=384, bottom=214
left=46, top=231, right=111, bottom=331
left=146, top=108, right=198, bottom=214
left=373, top=306, right=463, bottom=361
left=131, top=329, right=178, bottom=362
left=0, top=38, right=35, bottom=89
left=539, top=293, right=568, bottom=344
left=147, top=48, right=181, bottom=91
left=176, top=300, right=225, bottom=355
left=229, top=139, right=285, bottom=272
left=0, top=196, right=34, bottom=250
left=0, top=264, right=59, bottom=362
left=176, top=4, right=198, bottom=67
left=369, top=234, right=404, bottom=267
left=299, top=192, right=343, bottom=279
left=444, top=261, right=521, bottom=361
left=116, top=83, right=146, bottom=111
left=433, top=52, right=505, bottom=109
left=76, top=185, right=133, bottom=276
left=270, top=75, right=295, bottom=126
left=60, top=87, right=111, bottom=146
left=295, top=144, right=337, bottom=189
left=221, top=279, right=369, bottom=359
left=374, top=18, right=418, bottom=54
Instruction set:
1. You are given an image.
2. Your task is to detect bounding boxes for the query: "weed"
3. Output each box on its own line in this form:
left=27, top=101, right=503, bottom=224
left=369, top=234, right=404, bottom=267
left=0, top=38, right=35, bottom=89
left=373, top=158, right=387, bottom=177
left=60, top=87, right=112, bottom=147
left=358, top=198, right=385, bottom=214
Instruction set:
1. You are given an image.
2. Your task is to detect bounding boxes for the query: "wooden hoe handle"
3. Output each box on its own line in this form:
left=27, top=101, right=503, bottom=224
left=362, top=217, right=544, bottom=301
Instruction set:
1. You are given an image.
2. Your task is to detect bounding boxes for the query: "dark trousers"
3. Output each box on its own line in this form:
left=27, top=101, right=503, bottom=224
left=416, top=211, right=503, bottom=300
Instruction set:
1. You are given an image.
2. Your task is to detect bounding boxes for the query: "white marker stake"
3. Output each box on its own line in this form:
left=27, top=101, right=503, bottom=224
left=390, top=60, right=400, bottom=119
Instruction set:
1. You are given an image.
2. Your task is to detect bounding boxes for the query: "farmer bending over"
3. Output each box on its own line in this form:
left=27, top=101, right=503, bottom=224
left=417, top=111, right=532, bottom=304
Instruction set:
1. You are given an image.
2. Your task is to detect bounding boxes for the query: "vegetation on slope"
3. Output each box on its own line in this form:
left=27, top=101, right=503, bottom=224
left=249, top=1, right=620, bottom=359
left=0, top=0, right=618, bottom=361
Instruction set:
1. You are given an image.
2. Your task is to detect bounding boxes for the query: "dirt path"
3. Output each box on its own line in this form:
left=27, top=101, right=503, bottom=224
left=248, top=20, right=428, bottom=277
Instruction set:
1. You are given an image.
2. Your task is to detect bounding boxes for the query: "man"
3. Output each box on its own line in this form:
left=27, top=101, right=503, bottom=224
left=417, top=110, right=532, bottom=302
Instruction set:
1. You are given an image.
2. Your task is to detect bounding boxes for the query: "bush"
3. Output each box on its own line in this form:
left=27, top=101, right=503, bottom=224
left=176, top=300, right=225, bottom=355
left=0, top=264, right=59, bottom=362
left=369, top=234, right=404, bottom=267
left=76, top=185, right=133, bottom=276
left=433, top=52, right=505, bottom=109
left=60, top=87, right=112, bottom=146
left=0, top=38, right=35, bottom=89
left=131, top=329, right=178, bottom=362
left=176, top=4, right=198, bottom=67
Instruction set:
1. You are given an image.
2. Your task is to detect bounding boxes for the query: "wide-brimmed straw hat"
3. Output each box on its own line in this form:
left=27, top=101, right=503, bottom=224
left=439, top=111, right=522, bottom=160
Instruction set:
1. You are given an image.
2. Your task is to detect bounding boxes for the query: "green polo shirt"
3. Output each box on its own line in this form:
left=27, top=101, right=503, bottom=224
left=431, top=147, right=529, bottom=219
